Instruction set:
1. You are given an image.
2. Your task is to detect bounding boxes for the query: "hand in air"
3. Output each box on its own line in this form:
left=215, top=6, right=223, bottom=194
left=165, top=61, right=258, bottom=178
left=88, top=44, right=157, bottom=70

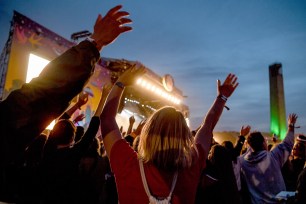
left=91, top=5, right=132, bottom=49
left=217, top=73, right=239, bottom=98
left=288, top=113, right=298, bottom=126
left=240, top=125, right=251, bottom=137
left=77, top=92, right=89, bottom=107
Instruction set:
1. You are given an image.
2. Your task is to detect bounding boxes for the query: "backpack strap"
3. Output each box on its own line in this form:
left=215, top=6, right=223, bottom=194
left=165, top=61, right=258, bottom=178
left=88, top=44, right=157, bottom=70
left=138, top=157, right=178, bottom=203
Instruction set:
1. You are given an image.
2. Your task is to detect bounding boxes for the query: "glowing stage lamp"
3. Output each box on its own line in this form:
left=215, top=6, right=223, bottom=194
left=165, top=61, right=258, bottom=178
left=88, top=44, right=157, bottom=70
left=26, top=54, right=50, bottom=83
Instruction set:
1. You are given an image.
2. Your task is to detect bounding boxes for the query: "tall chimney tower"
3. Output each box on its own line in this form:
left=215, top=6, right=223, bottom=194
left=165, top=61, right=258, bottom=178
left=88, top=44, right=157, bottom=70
left=269, top=63, right=287, bottom=140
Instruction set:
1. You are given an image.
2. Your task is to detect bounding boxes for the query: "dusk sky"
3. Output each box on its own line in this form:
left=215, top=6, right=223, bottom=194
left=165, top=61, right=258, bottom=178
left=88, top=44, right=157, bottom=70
left=1, top=0, right=306, bottom=134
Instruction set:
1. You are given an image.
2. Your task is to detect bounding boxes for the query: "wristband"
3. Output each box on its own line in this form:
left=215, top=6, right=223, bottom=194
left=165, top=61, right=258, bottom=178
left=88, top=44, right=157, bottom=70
left=115, top=81, right=125, bottom=89
left=217, top=94, right=227, bottom=102
left=86, top=37, right=98, bottom=47
left=289, top=124, right=294, bottom=128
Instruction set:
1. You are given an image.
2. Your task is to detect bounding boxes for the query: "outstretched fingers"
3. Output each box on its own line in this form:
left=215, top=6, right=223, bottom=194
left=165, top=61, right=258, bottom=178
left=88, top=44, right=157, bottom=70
left=288, top=113, right=298, bottom=124
left=95, top=14, right=103, bottom=26
left=218, top=73, right=239, bottom=98
left=106, top=5, right=131, bottom=25
left=113, top=11, right=130, bottom=21
left=118, top=18, right=132, bottom=25
left=106, top=5, right=123, bottom=16
left=223, top=73, right=233, bottom=85
left=229, top=74, right=239, bottom=91
left=92, top=5, right=133, bottom=48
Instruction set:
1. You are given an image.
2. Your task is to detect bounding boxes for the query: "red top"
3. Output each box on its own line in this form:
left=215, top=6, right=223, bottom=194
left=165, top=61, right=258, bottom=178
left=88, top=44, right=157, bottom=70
left=110, top=139, right=206, bottom=204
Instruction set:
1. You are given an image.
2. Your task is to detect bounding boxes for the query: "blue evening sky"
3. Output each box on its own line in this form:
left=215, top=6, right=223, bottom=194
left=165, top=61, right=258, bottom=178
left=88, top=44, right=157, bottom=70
left=1, top=0, right=306, bottom=134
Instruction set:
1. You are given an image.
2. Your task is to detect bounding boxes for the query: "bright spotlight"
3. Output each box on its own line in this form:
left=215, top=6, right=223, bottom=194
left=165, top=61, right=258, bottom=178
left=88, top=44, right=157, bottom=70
left=136, top=78, right=142, bottom=85
left=27, top=54, right=50, bottom=83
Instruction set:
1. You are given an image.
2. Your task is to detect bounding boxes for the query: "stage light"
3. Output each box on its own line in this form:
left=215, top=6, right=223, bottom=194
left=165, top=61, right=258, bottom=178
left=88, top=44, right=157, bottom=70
left=166, top=93, right=171, bottom=100
left=135, top=77, right=182, bottom=105
left=145, top=82, right=151, bottom=90
left=27, top=54, right=50, bottom=83
left=161, top=92, right=166, bottom=98
left=136, top=78, right=142, bottom=85
left=141, top=80, right=146, bottom=87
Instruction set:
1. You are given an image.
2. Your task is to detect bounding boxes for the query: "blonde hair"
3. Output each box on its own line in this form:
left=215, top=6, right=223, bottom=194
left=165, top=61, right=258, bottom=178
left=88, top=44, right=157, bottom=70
left=138, top=106, right=195, bottom=171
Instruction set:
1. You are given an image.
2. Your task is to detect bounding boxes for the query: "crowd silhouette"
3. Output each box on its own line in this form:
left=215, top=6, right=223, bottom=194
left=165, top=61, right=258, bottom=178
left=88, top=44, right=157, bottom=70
left=0, top=5, right=305, bottom=204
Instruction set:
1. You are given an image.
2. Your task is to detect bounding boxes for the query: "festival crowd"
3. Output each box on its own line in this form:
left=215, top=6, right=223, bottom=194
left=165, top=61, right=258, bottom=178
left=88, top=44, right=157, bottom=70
left=0, top=5, right=305, bottom=204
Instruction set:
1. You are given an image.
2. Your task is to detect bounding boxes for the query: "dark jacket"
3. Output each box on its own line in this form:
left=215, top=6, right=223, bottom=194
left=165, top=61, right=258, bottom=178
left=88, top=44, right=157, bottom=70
left=0, top=40, right=99, bottom=202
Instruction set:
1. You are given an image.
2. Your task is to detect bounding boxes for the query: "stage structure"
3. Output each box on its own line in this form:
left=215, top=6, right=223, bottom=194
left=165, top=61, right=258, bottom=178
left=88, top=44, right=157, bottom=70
left=269, top=63, right=286, bottom=140
left=0, top=11, right=189, bottom=131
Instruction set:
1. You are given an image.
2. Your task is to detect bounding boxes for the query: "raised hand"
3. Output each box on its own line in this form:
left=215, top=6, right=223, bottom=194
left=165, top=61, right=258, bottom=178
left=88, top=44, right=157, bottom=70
left=77, top=92, right=89, bottom=107
left=288, top=113, right=298, bottom=126
left=91, top=5, right=132, bottom=50
left=217, top=73, right=239, bottom=98
left=240, top=125, right=251, bottom=137
left=129, top=116, right=135, bottom=124
left=73, top=114, right=85, bottom=124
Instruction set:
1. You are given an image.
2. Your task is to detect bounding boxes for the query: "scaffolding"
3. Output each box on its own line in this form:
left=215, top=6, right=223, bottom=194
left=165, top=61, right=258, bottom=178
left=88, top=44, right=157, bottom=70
left=0, top=20, right=14, bottom=100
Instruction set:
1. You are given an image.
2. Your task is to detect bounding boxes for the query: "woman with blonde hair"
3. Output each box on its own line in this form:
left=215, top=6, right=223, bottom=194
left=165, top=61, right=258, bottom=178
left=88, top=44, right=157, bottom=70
left=137, top=106, right=194, bottom=172
left=100, top=65, right=238, bottom=204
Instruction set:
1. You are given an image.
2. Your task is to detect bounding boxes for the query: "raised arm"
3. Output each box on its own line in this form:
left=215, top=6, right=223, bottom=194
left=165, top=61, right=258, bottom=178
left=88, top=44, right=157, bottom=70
left=283, top=113, right=298, bottom=146
left=127, top=116, right=135, bottom=135
left=0, top=5, right=133, bottom=150
left=271, top=113, right=298, bottom=166
left=59, top=92, right=89, bottom=120
left=195, top=73, right=238, bottom=160
left=94, top=84, right=112, bottom=117
left=73, top=91, right=110, bottom=153
left=233, top=125, right=251, bottom=158
left=90, top=5, right=132, bottom=51
left=100, top=65, right=146, bottom=156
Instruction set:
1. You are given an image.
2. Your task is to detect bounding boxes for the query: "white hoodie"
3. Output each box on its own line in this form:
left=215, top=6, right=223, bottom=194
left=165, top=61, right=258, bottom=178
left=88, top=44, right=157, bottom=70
left=239, top=130, right=294, bottom=204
